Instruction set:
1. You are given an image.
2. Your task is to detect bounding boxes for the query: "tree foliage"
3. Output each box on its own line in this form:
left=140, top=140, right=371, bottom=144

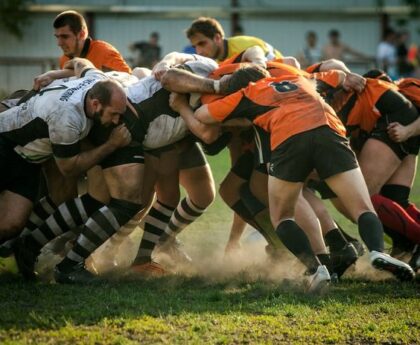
left=0, top=0, right=30, bottom=39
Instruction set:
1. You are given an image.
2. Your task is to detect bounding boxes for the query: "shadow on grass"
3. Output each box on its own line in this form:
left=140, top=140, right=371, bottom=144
left=0, top=271, right=418, bottom=331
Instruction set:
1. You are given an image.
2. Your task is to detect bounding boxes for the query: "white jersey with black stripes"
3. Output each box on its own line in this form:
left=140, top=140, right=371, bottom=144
left=0, top=69, right=108, bottom=163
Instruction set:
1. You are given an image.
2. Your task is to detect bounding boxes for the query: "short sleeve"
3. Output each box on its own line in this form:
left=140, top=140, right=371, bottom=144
left=207, top=92, right=243, bottom=122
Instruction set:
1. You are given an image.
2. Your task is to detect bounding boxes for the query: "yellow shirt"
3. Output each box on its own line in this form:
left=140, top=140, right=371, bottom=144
left=220, top=36, right=283, bottom=63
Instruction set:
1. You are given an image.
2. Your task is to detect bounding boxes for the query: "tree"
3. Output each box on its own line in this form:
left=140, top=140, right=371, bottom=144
left=0, top=0, right=30, bottom=39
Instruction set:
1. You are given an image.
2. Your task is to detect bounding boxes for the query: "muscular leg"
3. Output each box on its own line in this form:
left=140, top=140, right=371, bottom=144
left=224, top=137, right=250, bottom=253
left=324, top=168, right=383, bottom=249
left=382, top=154, right=420, bottom=221
left=57, top=162, right=144, bottom=276
left=0, top=191, right=33, bottom=241
left=268, top=176, right=321, bottom=272
left=133, top=150, right=179, bottom=266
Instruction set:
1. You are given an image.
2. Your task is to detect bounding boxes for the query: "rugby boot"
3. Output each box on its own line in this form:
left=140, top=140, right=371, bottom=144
left=369, top=250, right=415, bottom=281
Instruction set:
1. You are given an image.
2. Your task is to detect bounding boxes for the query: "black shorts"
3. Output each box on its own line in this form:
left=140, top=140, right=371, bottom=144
left=370, top=89, right=420, bottom=159
left=253, top=126, right=271, bottom=166
left=178, top=142, right=208, bottom=170
left=0, top=136, right=40, bottom=201
left=100, top=144, right=144, bottom=169
left=269, top=126, right=359, bottom=182
left=146, top=139, right=207, bottom=170
left=231, top=150, right=255, bottom=180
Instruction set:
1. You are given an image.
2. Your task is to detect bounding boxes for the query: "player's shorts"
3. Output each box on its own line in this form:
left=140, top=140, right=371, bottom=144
left=231, top=149, right=268, bottom=180
left=370, top=89, right=420, bottom=159
left=178, top=141, right=208, bottom=170
left=269, top=126, right=358, bottom=182
left=231, top=150, right=255, bottom=180
left=253, top=126, right=271, bottom=166
left=0, top=136, right=40, bottom=201
left=100, top=144, right=144, bottom=169
left=146, top=137, right=207, bottom=170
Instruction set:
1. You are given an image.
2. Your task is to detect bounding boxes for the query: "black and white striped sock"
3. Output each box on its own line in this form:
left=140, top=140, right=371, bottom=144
left=20, top=196, right=57, bottom=237
left=58, top=198, right=142, bottom=272
left=133, top=200, right=175, bottom=264
left=160, top=196, right=206, bottom=243
left=29, top=194, right=104, bottom=249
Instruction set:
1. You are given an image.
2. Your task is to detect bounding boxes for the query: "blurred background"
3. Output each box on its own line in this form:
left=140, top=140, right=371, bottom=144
left=1, top=0, right=420, bottom=94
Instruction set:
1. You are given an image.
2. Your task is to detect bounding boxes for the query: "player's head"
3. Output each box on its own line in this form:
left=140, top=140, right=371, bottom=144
left=88, top=80, right=127, bottom=127
left=150, top=31, right=159, bottom=45
left=363, top=69, right=392, bottom=83
left=328, top=29, right=340, bottom=44
left=306, top=31, right=318, bottom=47
left=186, top=17, right=225, bottom=59
left=53, top=10, right=88, bottom=58
left=223, top=64, right=270, bottom=94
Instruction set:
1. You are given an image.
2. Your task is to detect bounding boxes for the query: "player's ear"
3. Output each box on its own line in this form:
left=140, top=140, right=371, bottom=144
left=214, top=33, right=223, bottom=43
left=78, top=28, right=88, bottom=40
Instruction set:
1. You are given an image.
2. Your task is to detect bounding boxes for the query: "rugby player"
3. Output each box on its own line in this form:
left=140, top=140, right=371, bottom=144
left=170, top=64, right=415, bottom=283
left=0, top=58, right=130, bottom=247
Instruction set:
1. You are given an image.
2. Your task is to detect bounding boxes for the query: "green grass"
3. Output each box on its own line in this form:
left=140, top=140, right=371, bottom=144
left=1, top=149, right=419, bottom=344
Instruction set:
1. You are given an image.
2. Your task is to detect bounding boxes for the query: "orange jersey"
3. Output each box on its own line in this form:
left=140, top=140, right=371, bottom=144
left=207, top=73, right=346, bottom=150
left=60, top=38, right=131, bottom=73
left=397, top=78, right=420, bottom=108
left=334, top=78, right=398, bottom=134
left=202, top=62, right=338, bottom=108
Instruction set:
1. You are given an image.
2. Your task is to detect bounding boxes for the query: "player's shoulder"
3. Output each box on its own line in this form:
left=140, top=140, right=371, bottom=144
left=228, top=35, right=263, bottom=44
left=90, top=39, right=119, bottom=52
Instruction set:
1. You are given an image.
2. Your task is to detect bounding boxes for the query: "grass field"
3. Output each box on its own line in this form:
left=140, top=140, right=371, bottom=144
left=1, top=150, right=419, bottom=344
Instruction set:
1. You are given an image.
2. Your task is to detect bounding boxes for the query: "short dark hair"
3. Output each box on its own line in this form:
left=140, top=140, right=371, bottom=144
left=88, top=80, right=120, bottom=107
left=329, top=29, right=340, bottom=38
left=226, top=64, right=270, bottom=94
left=363, top=69, right=392, bottom=82
left=186, top=17, right=225, bottom=39
left=53, top=10, right=87, bottom=35
left=306, top=31, right=317, bottom=39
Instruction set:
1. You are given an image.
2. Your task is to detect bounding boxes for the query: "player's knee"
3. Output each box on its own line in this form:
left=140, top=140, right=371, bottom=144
left=0, top=217, right=27, bottom=238
left=219, top=179, right=239, bottom=205
left=192, top=184, right=215, bottom=209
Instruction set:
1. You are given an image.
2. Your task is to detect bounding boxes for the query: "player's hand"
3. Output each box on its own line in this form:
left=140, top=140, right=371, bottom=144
left=152, top=61, right=171, bottom=81
left=108, top=124, right=132, bottom=148
left=387, top=122, right=411, bottom=143
left=169, top=92, right=189, bottom=113
left=343, top=73, right=366, bottom=93
left=33, top=72, right=55, bottom=90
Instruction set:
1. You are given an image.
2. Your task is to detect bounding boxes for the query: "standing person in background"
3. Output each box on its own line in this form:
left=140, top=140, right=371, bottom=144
left=54, top=10, right=131, bottom=72
left=396, top=30, right=414, bottom=78
left=297, top=31, right=322, bottom=68
left=130, top=32, right=162, bottom=69
left=377, top=28, right=398, bottom=79
left=323, top=29, right=370, bottom=62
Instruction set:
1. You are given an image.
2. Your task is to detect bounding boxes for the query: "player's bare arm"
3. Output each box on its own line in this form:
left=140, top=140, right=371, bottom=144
left=169, top=92, right=220, bottom=143
left=55, top=124, right=131, bottom=177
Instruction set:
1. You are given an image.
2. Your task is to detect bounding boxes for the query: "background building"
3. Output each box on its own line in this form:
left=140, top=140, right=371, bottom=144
left=1, top=0, right=419, bottom=93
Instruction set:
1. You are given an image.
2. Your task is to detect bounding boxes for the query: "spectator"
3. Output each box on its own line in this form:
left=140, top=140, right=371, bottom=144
left=396, top=30, right=414, bottom=77
left=323, top=29, right=370, bottom=61
left=297, top=31, right=322, bottom=68
left=130, top=31, right=162, bottom=69
left=377, top=28, right=398, bottom=79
